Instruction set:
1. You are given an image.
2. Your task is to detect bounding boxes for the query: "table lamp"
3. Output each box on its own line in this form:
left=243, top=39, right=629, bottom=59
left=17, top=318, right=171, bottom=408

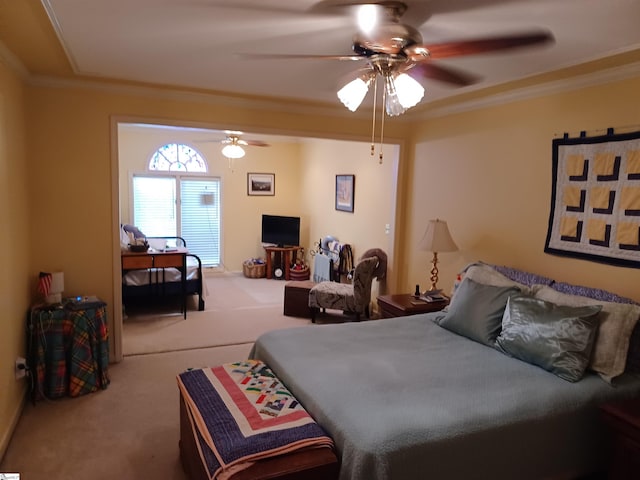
left=418, top=219, right=458, bottom=292
left=37, top=271, right=65, bottom=304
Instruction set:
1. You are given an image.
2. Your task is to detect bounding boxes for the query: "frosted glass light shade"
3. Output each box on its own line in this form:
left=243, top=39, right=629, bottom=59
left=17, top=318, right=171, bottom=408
left=383, top=75, right=406, bottom=116
left=394, top=73, right=424, bottom=109
left=221, top=144, right=245, bottom=159
left=337, top=77, right=371, bottom=112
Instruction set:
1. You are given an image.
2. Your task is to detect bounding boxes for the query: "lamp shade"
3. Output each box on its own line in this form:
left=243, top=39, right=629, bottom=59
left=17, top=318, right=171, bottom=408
left=221, top=144, right=245, bottom=159
left=394, top=73, right=425, bottom=109
left=337, top=76, right=372, bottom=112
left=45, top=272, right=64, bottom=304
left=419, top=219, right=458, bottom=253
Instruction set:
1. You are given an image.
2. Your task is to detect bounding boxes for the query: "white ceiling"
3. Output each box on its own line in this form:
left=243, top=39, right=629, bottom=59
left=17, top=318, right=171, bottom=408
left=42, top=0, right=640, bottom=110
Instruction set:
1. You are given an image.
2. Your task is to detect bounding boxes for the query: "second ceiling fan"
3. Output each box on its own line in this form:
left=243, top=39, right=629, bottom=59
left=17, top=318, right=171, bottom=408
left=218, top=131, right=270, bottom=159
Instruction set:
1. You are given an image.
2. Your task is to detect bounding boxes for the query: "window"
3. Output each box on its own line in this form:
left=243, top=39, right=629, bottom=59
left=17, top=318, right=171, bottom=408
left=149, top=143, right=207, bottom=172
left=132, top=144, right=220, bottom=267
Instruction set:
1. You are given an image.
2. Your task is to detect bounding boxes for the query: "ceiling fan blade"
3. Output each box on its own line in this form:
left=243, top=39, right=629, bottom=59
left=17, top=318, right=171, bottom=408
left=245, top=140, right=270, bottom=147
left=419, top=31, right=554, bottom=60
left=238, top=53, right=366, bottom=62
left=405, top=62, right=480, bottom=87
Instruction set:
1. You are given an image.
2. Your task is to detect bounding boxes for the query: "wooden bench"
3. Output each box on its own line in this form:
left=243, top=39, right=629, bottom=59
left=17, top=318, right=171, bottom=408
left=179, top=387, right=338, bottom=480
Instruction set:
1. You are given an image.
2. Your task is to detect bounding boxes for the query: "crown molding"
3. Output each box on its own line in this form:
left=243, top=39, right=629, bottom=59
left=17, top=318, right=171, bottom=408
left=413, top=61, right=640, bottom=120
left=27, top=74, right=371, bottom=120
left=11, top=44, right=640, bottom=123
left=0, top=40, right=29, bottom=80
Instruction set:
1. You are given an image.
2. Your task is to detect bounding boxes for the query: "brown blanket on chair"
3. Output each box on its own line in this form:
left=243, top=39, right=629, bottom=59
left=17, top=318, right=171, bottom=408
left=360, top=248, right=387, bottom=279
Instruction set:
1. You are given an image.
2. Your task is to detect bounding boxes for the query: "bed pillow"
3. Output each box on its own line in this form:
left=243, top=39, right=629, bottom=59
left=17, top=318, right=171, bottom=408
left=438, top=277, right=520, bottom=346
left=490, top=264, right=555, bottom=288
left=495, top=295, right=602, bottom=382
left=549, top=281, right=637, bottom=305
left=534, top=285, right=640, bottom=383
left=449, top=263, right=531, bottom=308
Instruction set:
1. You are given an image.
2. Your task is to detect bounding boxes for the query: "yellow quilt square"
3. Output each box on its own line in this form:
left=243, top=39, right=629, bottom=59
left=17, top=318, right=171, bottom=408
left=587, top=219, right=607, bottom=242
left=566, top=155, right=586, bottom=177
left=563, top=186, right=582, bottom=209
left=617, top=222, right=639, bottom=245
left=560, top=217, right=580, bottom=237
left=627, top=150, right=640, bottom=175
left=594, top=153, right=617, bottom=176
left=620, top=187, right=640, bottom=210
left=590, top=187, right=613, bottom=210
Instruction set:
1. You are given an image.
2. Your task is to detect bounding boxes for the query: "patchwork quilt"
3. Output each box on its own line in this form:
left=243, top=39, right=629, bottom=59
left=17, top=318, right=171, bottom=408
left=177, top=360, right=334, bottom=479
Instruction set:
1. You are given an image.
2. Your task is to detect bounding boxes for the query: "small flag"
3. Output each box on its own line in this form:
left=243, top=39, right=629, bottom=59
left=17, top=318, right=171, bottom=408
left=37, top=272, right=52, bottom=298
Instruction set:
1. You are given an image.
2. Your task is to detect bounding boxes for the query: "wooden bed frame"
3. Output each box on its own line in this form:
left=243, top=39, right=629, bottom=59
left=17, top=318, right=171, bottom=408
left=179, top=394, right=339, bottom=480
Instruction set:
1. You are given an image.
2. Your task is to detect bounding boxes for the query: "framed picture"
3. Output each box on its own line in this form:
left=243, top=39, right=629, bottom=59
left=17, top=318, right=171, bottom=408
left=335, top=174, right=355, bottom=212
left=247, top=173, right=275, bottom=196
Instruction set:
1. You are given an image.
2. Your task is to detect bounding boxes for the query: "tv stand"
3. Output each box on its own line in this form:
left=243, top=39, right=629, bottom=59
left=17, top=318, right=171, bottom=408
left=263, top=246, right=303, bottom=280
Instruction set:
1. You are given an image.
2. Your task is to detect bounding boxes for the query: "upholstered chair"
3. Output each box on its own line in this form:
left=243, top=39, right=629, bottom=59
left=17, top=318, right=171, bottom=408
left=308, top=256, right=379, bottom=322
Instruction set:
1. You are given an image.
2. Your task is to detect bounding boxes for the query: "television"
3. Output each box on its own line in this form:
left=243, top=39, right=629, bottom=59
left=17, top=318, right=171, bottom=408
left=261, top=214, right=300, bottom=247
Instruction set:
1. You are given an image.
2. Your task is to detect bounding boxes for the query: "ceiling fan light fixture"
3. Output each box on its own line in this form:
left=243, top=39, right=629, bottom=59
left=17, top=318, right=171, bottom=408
left=394, top=73, right=425, bottom=109
left=337, top=76, right=372, bottom=112
left=383, top=74, right=406, bottom=116
left=221, top=144, right=245, bottom=159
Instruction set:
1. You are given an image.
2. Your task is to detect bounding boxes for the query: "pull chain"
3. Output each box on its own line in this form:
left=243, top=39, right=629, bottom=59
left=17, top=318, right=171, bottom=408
left=379, top=81, right=385, bottom=164
left=370, top=77, right=378, bottom=157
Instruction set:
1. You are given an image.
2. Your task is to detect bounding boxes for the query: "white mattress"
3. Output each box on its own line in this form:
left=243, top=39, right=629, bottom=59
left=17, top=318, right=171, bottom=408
left=123, top=255, right=200, bottom=286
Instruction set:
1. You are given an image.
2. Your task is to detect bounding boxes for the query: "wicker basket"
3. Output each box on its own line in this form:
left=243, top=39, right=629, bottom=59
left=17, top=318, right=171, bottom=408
left=243, top=260, right=266, bottom=278
left=289, top=265, right=310, bottom=281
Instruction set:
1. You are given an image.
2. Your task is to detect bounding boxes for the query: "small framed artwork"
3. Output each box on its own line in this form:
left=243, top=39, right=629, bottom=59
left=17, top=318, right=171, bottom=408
left=335, top=174, right=355, bottom=212
left=247, top=173, right=275, bottom=196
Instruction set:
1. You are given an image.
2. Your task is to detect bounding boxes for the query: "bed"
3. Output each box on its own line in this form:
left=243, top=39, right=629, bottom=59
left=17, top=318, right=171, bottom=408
left=245, top=263, right=640, bottom=480
left=121, top=230, right=205, bottom=311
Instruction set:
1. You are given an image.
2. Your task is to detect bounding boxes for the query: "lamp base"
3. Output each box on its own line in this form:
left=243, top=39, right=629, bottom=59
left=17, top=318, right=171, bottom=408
left=428, top=252, right=439, bottom=291
left=45, top=293, right=62, bottom=304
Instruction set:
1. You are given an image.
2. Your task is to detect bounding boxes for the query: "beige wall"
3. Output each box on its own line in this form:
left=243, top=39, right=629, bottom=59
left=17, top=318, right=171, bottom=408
left=402, top=75, right=640, bottom=303
left=3, top=57, right=640, bottom=461
left=299, top=138, right=399, bottom=298
left=0, top=64, right=30, bottom=456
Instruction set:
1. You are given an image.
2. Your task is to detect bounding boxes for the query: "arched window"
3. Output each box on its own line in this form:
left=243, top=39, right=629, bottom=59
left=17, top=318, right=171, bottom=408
left=149, top=143, right=207, bottom=172
left=132, top=143, right=220, bottom=267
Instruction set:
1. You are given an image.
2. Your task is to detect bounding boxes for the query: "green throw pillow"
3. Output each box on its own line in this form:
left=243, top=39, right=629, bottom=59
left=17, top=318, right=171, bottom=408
left=438, top=277, right=520, bottom=346
left=495, top=295, right=602, bottom=382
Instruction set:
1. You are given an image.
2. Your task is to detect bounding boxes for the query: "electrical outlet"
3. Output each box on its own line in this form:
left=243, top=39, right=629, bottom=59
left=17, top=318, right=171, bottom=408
left=15, top=357, right=28, bottom=380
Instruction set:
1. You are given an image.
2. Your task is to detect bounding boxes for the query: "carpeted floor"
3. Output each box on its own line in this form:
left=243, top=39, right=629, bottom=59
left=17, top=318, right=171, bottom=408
left=1, top=344, right=253, bottom=480
left=123, top=272, right=312, bottom=355
left=0, top=273, right=318, bottom=480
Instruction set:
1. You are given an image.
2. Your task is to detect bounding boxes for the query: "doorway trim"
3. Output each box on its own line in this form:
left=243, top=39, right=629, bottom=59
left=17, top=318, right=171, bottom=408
left=110, top=115, right=404, bottom=363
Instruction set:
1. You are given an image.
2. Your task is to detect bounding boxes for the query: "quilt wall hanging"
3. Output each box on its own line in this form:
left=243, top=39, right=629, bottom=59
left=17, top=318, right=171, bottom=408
left=545, top=128, right=640, bottom=268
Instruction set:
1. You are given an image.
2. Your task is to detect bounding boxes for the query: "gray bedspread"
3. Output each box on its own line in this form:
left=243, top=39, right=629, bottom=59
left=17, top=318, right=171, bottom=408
left=250, top=314, right=640, bottom=480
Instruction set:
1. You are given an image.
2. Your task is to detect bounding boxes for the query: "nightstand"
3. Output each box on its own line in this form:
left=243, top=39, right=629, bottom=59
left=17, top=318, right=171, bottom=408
left=599, top=397, right=640, bottom=479
left=377, top=294, right=448, bottom=318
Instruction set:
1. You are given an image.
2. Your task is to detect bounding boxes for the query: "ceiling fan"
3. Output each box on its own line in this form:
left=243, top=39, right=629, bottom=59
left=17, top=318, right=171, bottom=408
left=243, top=1, right=554, bottom=116
left=200, top=131, right=270, bottom=159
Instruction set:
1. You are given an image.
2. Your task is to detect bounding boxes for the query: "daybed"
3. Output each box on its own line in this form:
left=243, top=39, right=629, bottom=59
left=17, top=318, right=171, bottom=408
left=181, top=263, right=640, bottom=479
left=120, top=227, right=205, bottom=311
